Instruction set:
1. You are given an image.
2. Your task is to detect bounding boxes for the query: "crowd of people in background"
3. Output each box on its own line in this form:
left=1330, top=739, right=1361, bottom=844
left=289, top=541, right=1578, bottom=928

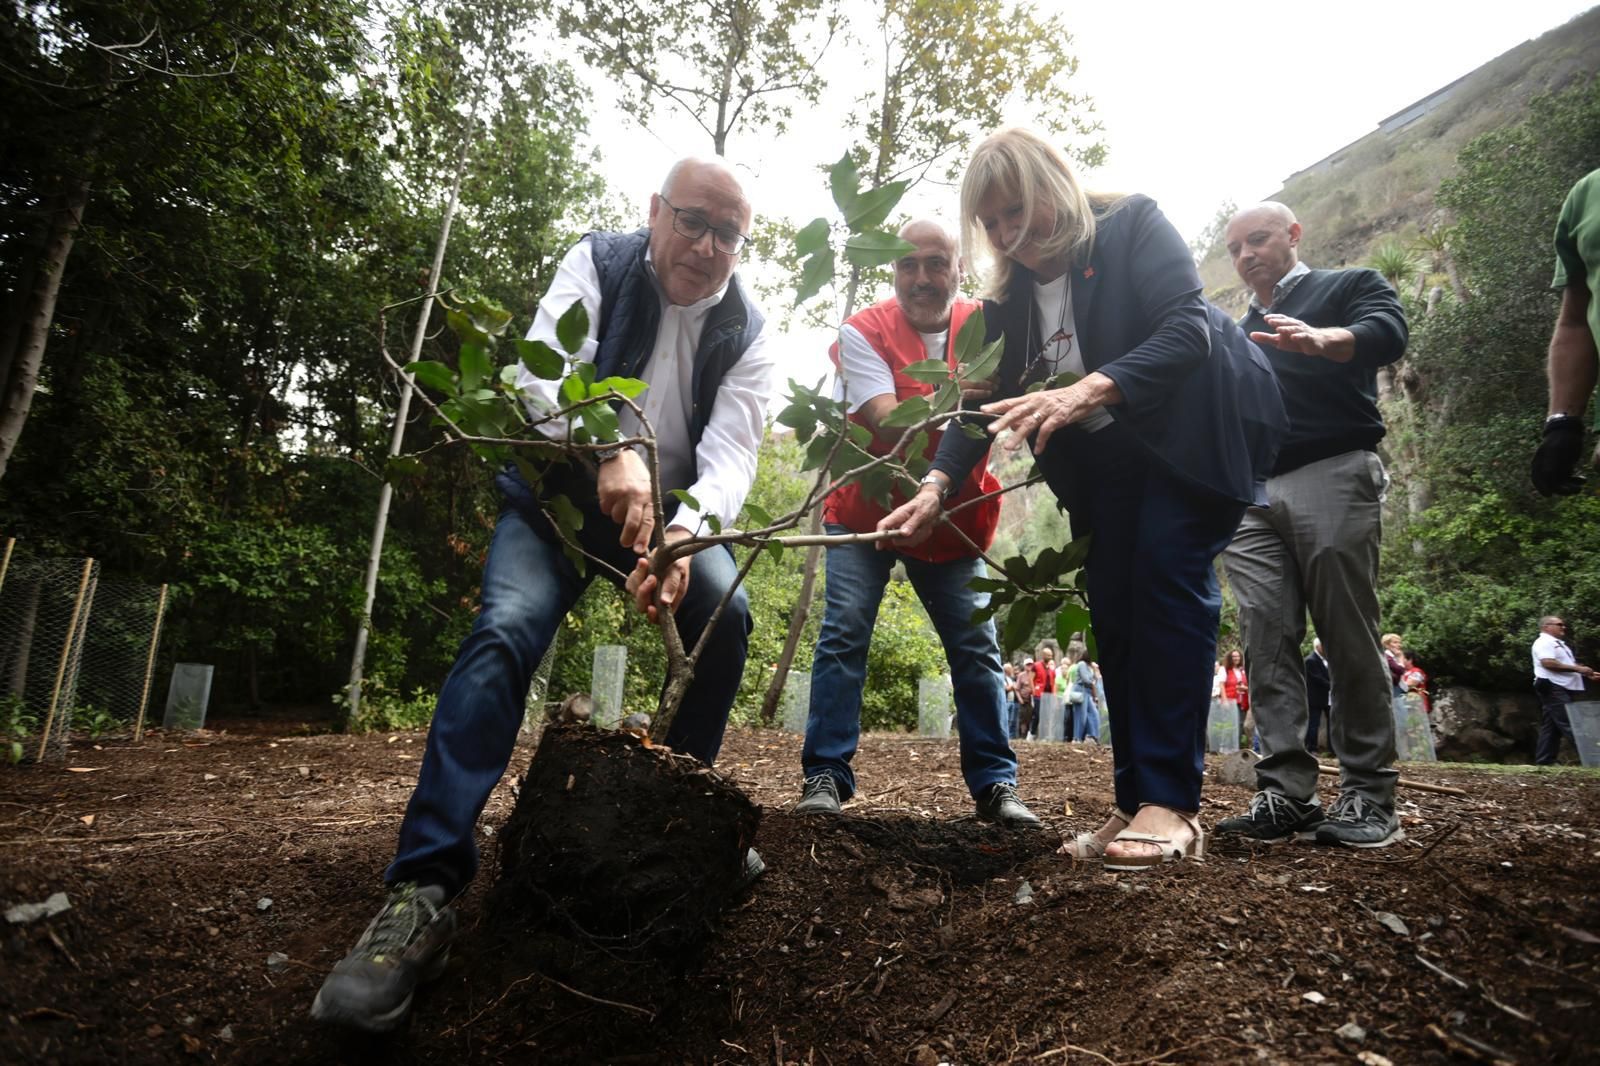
left=1004, top=639, right=1105, bottom=744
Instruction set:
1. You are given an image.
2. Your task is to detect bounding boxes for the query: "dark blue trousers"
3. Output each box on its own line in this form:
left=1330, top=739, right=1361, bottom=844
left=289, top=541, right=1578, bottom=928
left=385, top=468, right=751, bottom=896
left=1053, top=426, right=1246, bottom=814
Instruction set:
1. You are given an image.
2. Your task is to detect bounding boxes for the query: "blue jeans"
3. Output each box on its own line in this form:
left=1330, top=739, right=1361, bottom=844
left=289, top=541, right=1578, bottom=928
left=386, top=469, right=751, bottom=895
left=802, top=527, right=1018, bottom=800
left=1071, top=693, right=1100, bottom=742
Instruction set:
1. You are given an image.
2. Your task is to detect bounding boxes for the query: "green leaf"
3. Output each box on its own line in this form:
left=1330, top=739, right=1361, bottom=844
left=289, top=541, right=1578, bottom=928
left=846, top=422, right=874, bottom=450
left=516, top=338, right=565, bottom=379
left=829, top=152, right=860, bottom=215
left=967, top=576, right=1009, bottom=593
left=592, top=376, right=647, bottom=400
left=458, top=341, right=489, bottom=391
left=669, top=489, right=701, bottom=511
left=385, top=455, right=425, bottom=481
left=467, top=300, right=513, bottom=336
left=445, top=309, right=484, bottom=344
left=845, top=180, right=909, bottom=232
left=580, top=403, right=620, bottom=442
left=880, top=394, right=932, bottom=428
left=1055, top=602, right=1092, bottom=647
left=556, top=299, right=590, bottom=355
left=796, top=246, right=835, bottom=306
left=845, top=231, right=917, bottom=270
left=547, top=493, right=585, bottom=534
left=405, top=360, right=456, bottom=394
left=705, top=513, right=722, bottom=534
left=794, top=217, right=831, bottom=257
left=743, top=502, right=773, bottom=527
left=960, top=422, right=990, bottom=440
left=960, top=337, right=1004, bottom=385
left=931, top=381, right=962, bottom=413
left=559, top=372, right=586, bottom=406
left=901, top=359, right=952, bottom=384
left=954, top=308, right=987, bottom=363
left=1001, top=597, right=1040, bottom=655
left=764, top=540, right=783, bottom=565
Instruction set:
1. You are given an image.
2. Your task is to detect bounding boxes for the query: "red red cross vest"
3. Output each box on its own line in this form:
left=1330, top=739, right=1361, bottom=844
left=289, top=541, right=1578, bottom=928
left=823, top=296, right=1002, bottom=562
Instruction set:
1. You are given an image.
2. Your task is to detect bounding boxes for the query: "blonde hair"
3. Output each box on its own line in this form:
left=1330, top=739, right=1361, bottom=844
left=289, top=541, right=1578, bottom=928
left=959, top=127, right=1121, bottom=301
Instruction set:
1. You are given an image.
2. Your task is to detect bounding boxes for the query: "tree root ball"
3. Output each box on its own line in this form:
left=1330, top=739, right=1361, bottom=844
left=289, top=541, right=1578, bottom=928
left=491, top=723, right=760, bottom=962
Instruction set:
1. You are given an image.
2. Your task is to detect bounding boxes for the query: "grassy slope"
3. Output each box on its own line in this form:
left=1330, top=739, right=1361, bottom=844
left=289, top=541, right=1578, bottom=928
left=1198, top=6, right=1600, bottom=313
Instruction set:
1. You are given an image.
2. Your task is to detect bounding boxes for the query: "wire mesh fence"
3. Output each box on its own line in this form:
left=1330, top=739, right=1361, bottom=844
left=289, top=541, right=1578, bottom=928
left=0, top=541, right=167, bottom=763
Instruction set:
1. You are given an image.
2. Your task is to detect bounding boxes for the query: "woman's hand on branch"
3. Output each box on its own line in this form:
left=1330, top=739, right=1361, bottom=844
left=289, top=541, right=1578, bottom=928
left=625, top=525, right=694, bottom=623
left=982, top=372, right=1119, bottom=453
left=876, top=481, right=944, bottom=550
left=597, top=447, right=654, bottom=553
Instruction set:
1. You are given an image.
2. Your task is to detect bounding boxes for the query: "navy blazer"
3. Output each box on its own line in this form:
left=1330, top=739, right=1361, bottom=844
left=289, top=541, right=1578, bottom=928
left=930, top=195, right=1287, bottom=509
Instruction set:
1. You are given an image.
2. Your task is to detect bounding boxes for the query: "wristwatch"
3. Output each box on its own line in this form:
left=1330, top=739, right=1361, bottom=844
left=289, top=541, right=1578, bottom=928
left=918, top=473, right=952, bottom=500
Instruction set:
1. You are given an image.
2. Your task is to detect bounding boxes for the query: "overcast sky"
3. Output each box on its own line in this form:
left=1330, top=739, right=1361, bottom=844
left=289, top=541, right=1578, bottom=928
left=569, top=0, right=1596, bottom=382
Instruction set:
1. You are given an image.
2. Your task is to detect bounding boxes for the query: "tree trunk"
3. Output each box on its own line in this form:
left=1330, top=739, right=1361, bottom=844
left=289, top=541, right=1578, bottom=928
left=0, top=173, right=91, bottom=482
left=4, top=576, right=41, bottom=701
left=758, top=508, right=824, bottom=725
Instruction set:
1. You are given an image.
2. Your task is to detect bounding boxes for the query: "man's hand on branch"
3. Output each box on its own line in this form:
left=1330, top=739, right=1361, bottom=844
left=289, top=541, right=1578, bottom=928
left=597, top=447, right=654, bottom=553
left=960, top=376, right=999, bottom=405
left=877, top=479, right=945, bottom=550
left=625, top=525, right=694, bottom=623
left=1248, top=315, right=1355, bottom=363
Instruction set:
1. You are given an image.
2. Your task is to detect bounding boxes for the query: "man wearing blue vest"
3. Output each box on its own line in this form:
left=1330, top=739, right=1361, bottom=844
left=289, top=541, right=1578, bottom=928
left=312, top=157, right=775, bottom=1033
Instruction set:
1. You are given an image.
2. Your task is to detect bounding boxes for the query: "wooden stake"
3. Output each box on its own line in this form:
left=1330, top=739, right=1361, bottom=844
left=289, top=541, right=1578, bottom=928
left=1318, top=762, right=1468, bottom=797
left=132, top=584, right=168, bottom=742
left=38, top=558, right=95, bottom=762
left=0, top=536, right=14, bottom=597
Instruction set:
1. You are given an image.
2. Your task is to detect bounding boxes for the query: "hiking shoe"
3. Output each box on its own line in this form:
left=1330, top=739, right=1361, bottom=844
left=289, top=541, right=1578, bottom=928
left=1314, top=791, right=1405, bottom=849
left=975, top=782, right=1042, bottom=828
left=1215, top=790, right=1325, bottom=842
left=310, top=882, right=456, bottom=1033
left=795, top=774, right=842, bottom=815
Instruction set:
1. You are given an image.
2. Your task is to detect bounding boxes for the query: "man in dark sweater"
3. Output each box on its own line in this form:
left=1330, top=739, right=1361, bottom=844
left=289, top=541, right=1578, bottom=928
left=1216, top=202, right=1409, bottom=849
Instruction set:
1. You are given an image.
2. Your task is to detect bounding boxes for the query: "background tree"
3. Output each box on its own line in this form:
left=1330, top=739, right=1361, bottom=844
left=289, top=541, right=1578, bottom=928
left=1381, top=75, right=1600, bottom=690
left=557, top=0, right=842, bottom=155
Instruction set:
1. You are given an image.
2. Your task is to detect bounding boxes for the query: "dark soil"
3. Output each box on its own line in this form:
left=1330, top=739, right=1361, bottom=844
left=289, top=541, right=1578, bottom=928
left=3, top=721, right=1598, bottom=1065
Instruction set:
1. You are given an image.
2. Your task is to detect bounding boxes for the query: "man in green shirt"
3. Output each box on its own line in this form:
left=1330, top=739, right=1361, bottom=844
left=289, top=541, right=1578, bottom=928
left=1532, top=168, right=1600, bottom=495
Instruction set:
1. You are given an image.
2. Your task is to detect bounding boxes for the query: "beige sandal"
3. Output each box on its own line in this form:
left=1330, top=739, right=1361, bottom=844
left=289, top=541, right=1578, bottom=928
left=1057, top=807, right=1133, bottom=860
left=1102, top=806, right=1204, bottom=872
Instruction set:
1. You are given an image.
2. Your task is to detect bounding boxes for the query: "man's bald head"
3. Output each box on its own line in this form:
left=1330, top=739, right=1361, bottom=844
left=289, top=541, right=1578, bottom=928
left=649, top=157, right=753, bottom=306
left=1225, top=201, right=1303, bottom=305
left=894, top=218, right=962, bottom=333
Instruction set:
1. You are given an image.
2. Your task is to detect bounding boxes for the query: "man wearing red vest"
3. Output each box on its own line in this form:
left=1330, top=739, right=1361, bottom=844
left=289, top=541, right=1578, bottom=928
left=794, top=220, right=1039, bottom=827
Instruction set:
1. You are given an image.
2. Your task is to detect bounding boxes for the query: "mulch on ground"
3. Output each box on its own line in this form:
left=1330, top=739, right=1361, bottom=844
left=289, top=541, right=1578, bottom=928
left=2, top=721, right=1597, bottom=1064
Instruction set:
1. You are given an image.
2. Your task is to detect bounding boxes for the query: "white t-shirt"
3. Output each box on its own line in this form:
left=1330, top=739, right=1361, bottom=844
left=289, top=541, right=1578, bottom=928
left=833, top=323, right=945, bottom=411
left=1031, top=275, right=1112, bottom=432
left=1532, top=631, right=1585, bottom=690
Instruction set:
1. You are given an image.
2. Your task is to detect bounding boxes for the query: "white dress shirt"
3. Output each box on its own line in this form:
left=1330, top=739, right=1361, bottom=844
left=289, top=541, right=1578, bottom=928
left=1532, top=631, right=1585, bottom=691
left=515, top=239, right=776, bottom=534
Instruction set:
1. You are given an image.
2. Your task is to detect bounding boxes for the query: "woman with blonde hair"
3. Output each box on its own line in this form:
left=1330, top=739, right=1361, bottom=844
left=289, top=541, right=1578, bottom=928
left=882, top=128, right=1287, bottom=871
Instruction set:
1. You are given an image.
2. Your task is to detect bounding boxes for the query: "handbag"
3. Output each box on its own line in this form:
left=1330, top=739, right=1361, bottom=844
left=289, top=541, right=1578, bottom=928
left=1065, top=663, right=1087, bottom=705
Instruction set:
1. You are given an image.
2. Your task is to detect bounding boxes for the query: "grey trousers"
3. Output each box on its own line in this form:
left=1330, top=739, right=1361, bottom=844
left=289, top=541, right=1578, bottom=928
left=1222, top=450, right=1398, bottom=806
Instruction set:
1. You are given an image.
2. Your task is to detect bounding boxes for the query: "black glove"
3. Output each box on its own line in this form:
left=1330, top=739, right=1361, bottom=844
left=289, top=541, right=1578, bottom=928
left=1531, top=416, right=1587, bottom=496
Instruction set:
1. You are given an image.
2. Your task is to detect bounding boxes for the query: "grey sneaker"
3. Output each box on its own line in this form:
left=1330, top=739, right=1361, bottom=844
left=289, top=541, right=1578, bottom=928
left=741, top=848, right=766, bottom=888
left=795, top=774, right=842, bottom=815
left=1215, top=790, right=1325, bottom=842
left=975, top=782, right=1042, bottom=828
left=310, top=882, right=456, bottom=1033
left=1314, top=791, right=1405, bottom=849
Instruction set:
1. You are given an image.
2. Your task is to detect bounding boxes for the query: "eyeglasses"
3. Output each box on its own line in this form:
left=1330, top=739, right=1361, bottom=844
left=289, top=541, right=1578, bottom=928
left=659, top=197, right=749, bottom=255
